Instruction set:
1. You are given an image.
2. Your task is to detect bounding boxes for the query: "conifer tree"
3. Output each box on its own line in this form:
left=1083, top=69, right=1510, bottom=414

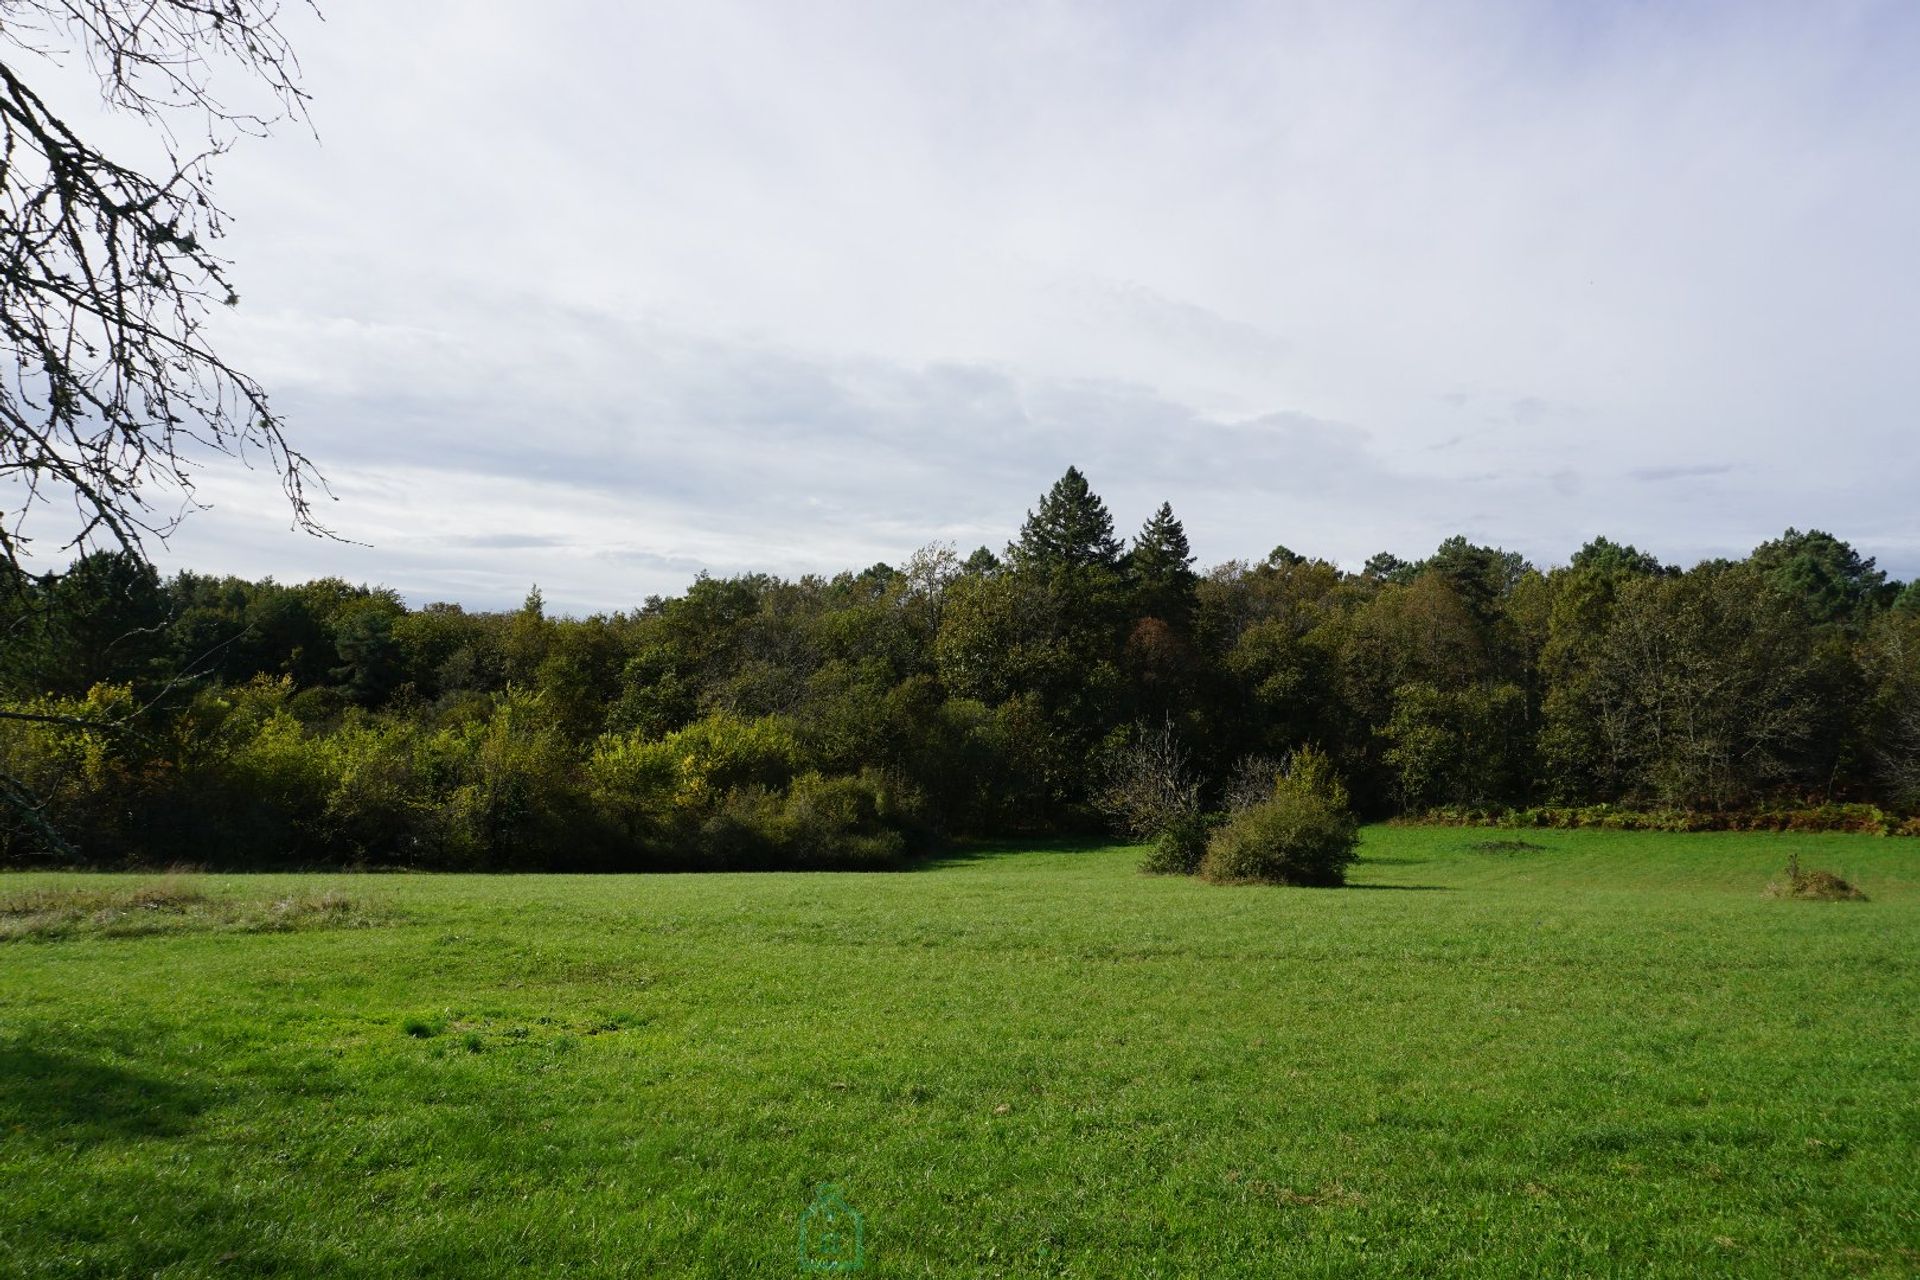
left=1131, top=503, right=1194, bottom=577
left=962, top=546, right=1002, bottom=576
left=1128, top=502, right=1199, bottom=623
left=1008, top=467, right=1123, bottom=571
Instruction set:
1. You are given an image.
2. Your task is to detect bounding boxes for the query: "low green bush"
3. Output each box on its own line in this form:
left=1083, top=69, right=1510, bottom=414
left=1140, top=813, right=1212, bottom=875
left=1200, top=748, right=1358, bottom=886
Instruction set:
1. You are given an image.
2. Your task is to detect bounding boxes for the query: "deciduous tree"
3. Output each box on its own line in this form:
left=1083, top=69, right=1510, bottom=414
left=1, top=0, right=323, bottom=581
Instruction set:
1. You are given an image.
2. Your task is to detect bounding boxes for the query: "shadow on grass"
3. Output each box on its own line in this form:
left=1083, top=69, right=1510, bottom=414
left=0, top=1043, right=208, bottom=1142
left=900, top=835, right=1119, bottom=871
left=0, top=1101, right=292, bottom=1273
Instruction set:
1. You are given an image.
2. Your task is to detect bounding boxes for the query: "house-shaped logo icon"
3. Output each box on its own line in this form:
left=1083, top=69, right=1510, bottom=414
left=796, top=1184, right=865, bottom=1273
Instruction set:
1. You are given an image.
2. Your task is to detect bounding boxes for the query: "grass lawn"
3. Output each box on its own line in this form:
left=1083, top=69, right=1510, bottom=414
left=2, top=827, right=1917, bottom=1278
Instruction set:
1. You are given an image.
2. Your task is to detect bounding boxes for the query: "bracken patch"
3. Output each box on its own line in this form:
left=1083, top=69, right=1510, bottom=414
left=1764, top=854, right=1868, bottom=902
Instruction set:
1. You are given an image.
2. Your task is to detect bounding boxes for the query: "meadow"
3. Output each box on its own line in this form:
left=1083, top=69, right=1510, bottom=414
left=1, top=827, right=1916, bottom=1278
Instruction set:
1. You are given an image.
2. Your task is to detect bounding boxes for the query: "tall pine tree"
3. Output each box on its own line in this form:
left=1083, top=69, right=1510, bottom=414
left=1127, top=501, right=1198, bottom=624
left=1009, top=467, right=1123, bottom=571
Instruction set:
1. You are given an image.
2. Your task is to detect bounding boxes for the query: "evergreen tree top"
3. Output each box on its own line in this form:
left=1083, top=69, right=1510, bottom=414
left=1010, top=467, right=1123, bottom=571
left=1130, top=502, right=1195, bottom=580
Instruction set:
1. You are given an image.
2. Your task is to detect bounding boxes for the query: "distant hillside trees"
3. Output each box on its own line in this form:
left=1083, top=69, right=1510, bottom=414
left=3, top=468, right=1917, bottom=868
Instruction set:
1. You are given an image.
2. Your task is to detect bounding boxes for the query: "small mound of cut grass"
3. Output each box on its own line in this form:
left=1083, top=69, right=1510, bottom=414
left=1468, top=839, right=1550, bottom=854
left=1765, top=853, right=1867, bottom=902
left=0, top=881, right=389, bottom=942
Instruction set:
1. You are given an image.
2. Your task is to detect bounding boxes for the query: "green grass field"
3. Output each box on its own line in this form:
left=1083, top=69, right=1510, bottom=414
left=2, top=828, right=1917, bottom=1278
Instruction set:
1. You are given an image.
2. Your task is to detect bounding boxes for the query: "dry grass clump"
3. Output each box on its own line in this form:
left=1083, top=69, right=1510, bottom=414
left=1764, top=853, right=1867, bottom=902
left=0, top=881, right=385, bottom=942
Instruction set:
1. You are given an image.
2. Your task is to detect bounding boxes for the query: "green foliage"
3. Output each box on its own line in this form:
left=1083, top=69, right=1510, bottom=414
left=1127, top=501, right=1198, bottom=625
left=1564, top=565, right=1817, bottom=807
left=1139, top=812, right=1212, bottom=874
left=1750, top=528, right=1889, bottom=623
left=587, top=711, right=805, bottom=862
left=1569, top=536, right=1668, bottom=578
left=1361, top=550, right=1415, bottom=583
left=5, top=476, right=1919, bottom=871
left=331, top=605, right=404, bottom=706
left=1421, top=801, right=1916, bottom=836
left=696, top=770, right=911, bottom=870
left=1381, top=682, right=1529, bottom=811
left=5, top=552, right=170, bottom=696
left=1200, top=747, right=1359, bottom=885
left=1421, top=535, right=1530, bottom=626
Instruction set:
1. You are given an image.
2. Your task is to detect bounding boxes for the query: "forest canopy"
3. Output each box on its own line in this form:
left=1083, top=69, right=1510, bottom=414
left=4, top=468, right=1918, bottom=868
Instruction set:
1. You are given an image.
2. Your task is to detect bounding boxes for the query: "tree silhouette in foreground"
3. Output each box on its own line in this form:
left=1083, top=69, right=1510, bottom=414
left=0, top=0, right=325, bottom=584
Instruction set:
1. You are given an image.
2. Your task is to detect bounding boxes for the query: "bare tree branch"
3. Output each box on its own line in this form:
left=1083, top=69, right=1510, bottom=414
left=0, top=0, right=326, bottom=583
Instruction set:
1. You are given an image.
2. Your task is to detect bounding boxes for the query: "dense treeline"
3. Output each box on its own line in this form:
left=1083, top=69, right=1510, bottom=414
left=3, top=467, right=1918, bottom=868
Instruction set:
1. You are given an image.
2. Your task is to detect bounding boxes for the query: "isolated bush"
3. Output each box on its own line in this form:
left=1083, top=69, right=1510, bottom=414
left=1201, top=747, right=1358, bottom=886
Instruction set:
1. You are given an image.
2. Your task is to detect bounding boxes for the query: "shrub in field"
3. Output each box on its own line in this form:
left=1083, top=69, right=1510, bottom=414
left=1096, top=719, right=1223, bottom=875
left=1140, top=813, right=1212, bottom=875
left=1201, top=747, right=1359, bottom=886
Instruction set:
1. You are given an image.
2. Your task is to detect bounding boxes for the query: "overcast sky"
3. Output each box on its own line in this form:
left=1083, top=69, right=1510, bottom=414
left=28, top=0, right=1920, bottom=613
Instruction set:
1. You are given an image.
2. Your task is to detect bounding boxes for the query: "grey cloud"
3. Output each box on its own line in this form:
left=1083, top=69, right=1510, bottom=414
left=1511, top=397, right=1552, bottom=427
left=441, top=533, right=570, bottom=549
left=1629, top=464, right=1734, bottom=483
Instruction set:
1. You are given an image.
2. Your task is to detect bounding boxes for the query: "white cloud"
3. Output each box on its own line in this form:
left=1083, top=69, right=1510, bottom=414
left=15, top=0, right=1920, bottom=607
